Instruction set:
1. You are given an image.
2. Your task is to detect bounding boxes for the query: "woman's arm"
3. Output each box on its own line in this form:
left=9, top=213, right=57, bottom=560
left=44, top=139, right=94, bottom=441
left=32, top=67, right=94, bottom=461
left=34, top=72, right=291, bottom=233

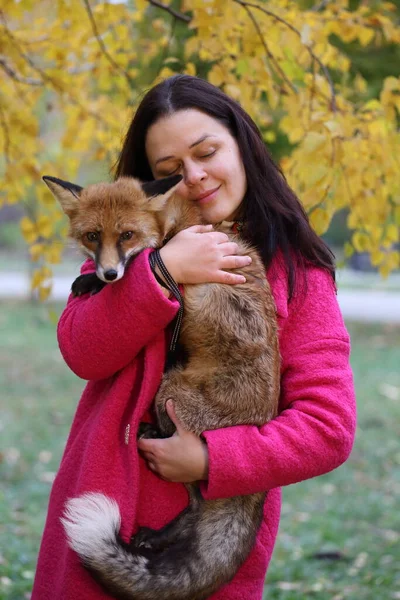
left=199, top=267, right=356, bottom=499
left=58, top=226, right=251, bottom=381
left=57, top=249, right=180, bottom=381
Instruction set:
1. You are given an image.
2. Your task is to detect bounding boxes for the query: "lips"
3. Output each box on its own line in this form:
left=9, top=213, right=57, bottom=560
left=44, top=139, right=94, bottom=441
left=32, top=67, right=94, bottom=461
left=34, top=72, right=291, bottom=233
left=195, top=185, right=221, bottom=202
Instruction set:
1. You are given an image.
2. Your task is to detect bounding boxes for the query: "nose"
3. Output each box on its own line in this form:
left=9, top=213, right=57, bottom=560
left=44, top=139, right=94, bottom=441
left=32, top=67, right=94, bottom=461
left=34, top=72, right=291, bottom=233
left=104, top=269, right=118, bottom=281
left=184, top=162, right=207, bottom=187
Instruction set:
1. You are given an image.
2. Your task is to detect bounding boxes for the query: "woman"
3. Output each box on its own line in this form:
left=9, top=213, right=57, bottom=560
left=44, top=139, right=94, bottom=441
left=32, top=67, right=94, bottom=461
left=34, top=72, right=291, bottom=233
left=32, top=75, right=356, bottom=600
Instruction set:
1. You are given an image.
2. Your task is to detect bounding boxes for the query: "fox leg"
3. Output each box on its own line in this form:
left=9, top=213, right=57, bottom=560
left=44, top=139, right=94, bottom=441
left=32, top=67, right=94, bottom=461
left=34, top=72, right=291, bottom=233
left=71, top=273, right=106, bottom=296
left=137, top=422, right=163, bottom=440
left=138, top=373, right=214, bottom=555
left=156, top=372, right=219, bottom=437
left=131, top=488, right=201, bottom=553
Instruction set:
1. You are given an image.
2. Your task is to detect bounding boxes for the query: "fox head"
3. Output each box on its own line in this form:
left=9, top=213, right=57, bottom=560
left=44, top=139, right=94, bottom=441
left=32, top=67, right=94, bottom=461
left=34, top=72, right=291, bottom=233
left=42, top=174, right=192, bottom=283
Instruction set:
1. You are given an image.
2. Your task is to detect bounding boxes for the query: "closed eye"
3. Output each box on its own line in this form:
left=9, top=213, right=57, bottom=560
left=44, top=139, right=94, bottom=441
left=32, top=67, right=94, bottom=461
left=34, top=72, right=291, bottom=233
left=158, top=150, right=216, bottom=177
left=200, top=150, right=216, bottom=159
left=160, top=165, right=181, bottom=177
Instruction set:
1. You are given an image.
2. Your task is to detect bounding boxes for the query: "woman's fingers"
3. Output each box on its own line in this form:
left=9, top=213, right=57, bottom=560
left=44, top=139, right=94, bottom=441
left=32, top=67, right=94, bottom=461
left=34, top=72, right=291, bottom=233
left=217, top=270, right=246, bottom=284
left=221, top=255, right=252, bottom=269
left=218, top=241, right=239, bottom=256
left=187, top=224, right=214, bottom=234
left=207, top=231, right=230, bottom=244
left=217, top=241, right=252, bottom=269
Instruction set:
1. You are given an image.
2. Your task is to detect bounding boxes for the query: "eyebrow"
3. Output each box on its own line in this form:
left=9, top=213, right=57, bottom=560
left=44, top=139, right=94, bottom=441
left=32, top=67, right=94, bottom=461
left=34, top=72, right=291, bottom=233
left=155, top=134, right=215, bottom=165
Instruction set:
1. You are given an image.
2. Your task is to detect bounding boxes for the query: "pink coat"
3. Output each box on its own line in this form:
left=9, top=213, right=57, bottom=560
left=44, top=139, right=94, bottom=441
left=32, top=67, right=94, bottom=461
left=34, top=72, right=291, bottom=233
left=32, top=248, right=356, bottom=600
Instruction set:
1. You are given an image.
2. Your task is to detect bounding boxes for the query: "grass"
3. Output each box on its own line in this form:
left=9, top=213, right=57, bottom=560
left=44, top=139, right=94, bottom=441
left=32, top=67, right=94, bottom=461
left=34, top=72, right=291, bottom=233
left=0, top=302, right=399, bottom=599
left=265, top=321, right=400, bottom=599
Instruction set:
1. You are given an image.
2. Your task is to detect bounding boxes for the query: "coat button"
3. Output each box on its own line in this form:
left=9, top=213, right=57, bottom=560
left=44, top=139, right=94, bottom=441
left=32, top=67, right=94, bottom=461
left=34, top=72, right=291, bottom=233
left=125, top=424, right=130, bottom=445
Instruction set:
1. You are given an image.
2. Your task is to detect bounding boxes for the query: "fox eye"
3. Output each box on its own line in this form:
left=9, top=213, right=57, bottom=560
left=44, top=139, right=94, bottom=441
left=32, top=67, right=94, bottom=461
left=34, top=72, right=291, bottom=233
left=120, top=231, right=133, bottom=241
left=86, top=232, right=99, bottom=242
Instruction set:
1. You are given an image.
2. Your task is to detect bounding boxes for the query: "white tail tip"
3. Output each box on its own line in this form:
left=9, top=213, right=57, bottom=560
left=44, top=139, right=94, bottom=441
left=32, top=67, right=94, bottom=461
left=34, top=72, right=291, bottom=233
left=61, top=492, right=121, bottom=559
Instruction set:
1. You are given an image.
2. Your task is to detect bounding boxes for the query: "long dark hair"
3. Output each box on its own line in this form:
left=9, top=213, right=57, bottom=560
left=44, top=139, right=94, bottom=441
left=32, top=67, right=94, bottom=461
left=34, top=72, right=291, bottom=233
left=115, top=75, right=335, bottom=299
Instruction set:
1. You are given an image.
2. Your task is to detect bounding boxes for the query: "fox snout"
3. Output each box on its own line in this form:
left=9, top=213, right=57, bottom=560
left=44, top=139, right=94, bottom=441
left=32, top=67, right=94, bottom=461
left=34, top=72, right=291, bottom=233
left=96, top=263, right=126, bottom=283
left=103, top=269, right=118, bottom=281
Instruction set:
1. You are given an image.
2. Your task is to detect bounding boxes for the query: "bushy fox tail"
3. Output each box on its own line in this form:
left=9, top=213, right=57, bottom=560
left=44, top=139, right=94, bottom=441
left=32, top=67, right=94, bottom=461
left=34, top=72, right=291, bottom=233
left=61, top=491, right=264, bottom=600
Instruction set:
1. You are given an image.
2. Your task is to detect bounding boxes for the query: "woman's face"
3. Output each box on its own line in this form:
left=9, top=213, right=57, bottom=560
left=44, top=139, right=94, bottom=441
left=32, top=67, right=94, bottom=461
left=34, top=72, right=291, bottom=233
left=145, top=109, right=247, bottom=223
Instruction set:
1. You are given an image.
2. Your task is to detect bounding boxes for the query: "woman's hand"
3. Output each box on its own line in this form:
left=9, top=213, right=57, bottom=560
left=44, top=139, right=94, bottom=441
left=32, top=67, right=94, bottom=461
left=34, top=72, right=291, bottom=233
left=137, top=400, right=209, bottom=483
left=159, top=224, right=251, bottom=285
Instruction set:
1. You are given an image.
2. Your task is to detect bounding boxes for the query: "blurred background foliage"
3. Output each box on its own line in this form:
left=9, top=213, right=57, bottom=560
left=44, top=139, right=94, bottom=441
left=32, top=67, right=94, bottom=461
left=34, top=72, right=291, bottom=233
left=0, top=0, right=400, bottom=299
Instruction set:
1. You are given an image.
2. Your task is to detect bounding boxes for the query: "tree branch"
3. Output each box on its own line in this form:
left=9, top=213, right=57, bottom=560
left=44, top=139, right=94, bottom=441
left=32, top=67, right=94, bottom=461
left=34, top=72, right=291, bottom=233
left=239, top=3, right=297, bottom=95
left=0, top=55, right=44, bottom=86
left=145, top=0, right=336, bottom=111
left=232, top=0, right=337, bottom=111
left=147, top=0, right=191, bottom=23
left=0, top=10, right=110, bottom=126
left=312, top=0, right=331, bottom=12
left=157, top=16, right=178, bottom=75
left=82, top=0, right=134, bottom=88
left=0, top=101, right=11, bottom=164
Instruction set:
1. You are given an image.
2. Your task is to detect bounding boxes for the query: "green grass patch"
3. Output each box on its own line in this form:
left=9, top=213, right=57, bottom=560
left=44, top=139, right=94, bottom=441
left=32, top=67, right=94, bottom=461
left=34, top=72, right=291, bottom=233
left=0, top=303, right=399, bottom=599
left=265, top=322, right=400, bottom=599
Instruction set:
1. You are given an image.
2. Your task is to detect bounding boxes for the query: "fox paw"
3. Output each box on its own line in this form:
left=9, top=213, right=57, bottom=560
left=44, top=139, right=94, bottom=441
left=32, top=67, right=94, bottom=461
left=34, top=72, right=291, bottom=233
left=72, top=273, right=106, bottom=297
left=130, top=527, right=161, bottom=552
left=137, top=422, right=162, bottom=440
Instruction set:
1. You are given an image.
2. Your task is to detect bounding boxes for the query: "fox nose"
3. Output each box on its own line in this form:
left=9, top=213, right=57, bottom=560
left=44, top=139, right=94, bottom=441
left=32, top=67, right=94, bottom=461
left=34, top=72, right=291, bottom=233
left=104, top=269, right=118, bottom=281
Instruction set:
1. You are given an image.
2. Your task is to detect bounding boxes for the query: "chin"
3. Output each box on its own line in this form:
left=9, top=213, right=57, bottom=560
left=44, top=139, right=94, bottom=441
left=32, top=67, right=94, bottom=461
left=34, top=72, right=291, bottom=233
left=204, top=208, right=235, bottom=224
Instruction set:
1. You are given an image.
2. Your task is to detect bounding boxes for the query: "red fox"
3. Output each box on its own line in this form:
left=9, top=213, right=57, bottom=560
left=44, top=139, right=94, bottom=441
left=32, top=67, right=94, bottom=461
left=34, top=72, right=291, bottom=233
left=43, top=174, right=280, bottom=600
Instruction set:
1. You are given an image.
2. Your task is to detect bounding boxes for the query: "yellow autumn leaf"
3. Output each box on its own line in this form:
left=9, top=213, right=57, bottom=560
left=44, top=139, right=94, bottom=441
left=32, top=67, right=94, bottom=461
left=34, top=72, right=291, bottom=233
left=358, top=27, right=375, bottom=47
left=30, top=243, right=45, bottom=262
left=37, top=216, right=53, bottom=239
left=37, top=186, right=56, bottom=207
left=152, top=19, right=165, bottom=32
left=354, top=74, right=367, bottom=94
left=352, top=232, right=372, bottom=253
left=263, top=131, right=276, bottom=143
left=157, top=67, right=177, bottom=80
left=208, top=65, right=225, bottom=88
left=309, top=208, right=331, bottom=235
left=48, top=309, right=59, bottom=325
left=184, top=63, right=197, bottom=76
left=164, top=57, right=180, bottom=65
left=370, top=249, right=385, bottom=266
left=20, top=217, right=37, bottom=244
left=225, top=84, right=241, bottom=101
left=385, top=224, right=399, bottom=243
left=379, top=263, right=391, bottom=278
left=383, top=76, right=400, bottom=92
left=31, top=268, right=45, bottom=290
left=302, top=132, right=328, bottom=155
left=344, top=242, right=354, bottom=259
left=39, top=285, right=52, bottom=302
left=307, top=165, right=330, bottom=187
left=44, top=244, right=62, bottom=264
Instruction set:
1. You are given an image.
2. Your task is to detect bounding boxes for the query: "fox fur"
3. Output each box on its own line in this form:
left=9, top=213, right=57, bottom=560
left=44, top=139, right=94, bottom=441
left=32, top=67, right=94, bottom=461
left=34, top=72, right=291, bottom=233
left=43, top=173, right=281, bottom=600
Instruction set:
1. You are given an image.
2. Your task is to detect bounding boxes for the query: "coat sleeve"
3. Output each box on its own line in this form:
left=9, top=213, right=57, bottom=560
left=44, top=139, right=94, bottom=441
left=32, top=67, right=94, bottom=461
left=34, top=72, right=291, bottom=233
left=57, top=249, right=179, bottom=381
left=200, top=267, right=356, bottom=500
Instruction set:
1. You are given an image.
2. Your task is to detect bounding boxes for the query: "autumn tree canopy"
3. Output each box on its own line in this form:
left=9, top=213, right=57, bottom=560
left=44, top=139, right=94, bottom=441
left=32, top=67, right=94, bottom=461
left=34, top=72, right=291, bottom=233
left=1, top=0, right=399, bottom=298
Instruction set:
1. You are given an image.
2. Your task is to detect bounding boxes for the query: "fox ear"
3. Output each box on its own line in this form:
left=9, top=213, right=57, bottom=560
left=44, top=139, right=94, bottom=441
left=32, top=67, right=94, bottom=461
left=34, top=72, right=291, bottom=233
left=141, top=174, right=183, bottom=198
left=141, top=174, right=182, bottom=211
left=42, top=176, right=83, bottom=216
